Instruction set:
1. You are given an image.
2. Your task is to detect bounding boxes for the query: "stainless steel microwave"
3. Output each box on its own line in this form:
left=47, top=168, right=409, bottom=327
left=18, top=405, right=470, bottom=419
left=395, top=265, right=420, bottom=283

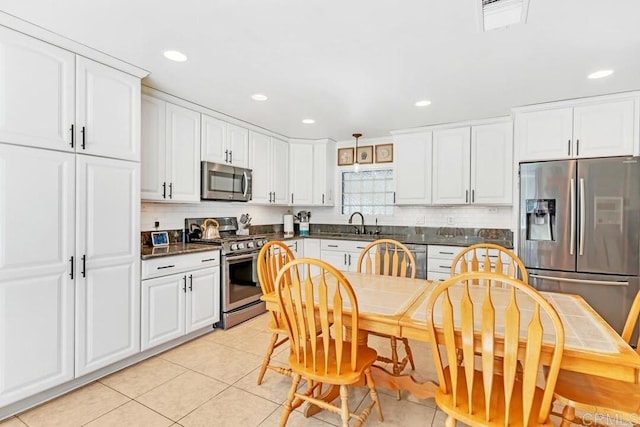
left=201, top=161, right=252, bottom=201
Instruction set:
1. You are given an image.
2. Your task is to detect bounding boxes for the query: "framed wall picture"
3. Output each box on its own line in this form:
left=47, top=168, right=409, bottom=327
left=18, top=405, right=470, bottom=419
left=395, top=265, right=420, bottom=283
left=356, top=146, right=374, bottom=164
left=375, top=143, right=394, bottom=163
left=151, top=231, right=169, bottom=246
left=337, top=147, right=354, bottom=166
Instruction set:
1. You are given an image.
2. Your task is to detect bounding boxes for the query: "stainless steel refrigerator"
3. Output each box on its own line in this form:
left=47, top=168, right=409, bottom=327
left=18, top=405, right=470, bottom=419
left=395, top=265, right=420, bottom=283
left=519, top=157, right=640, bottom=340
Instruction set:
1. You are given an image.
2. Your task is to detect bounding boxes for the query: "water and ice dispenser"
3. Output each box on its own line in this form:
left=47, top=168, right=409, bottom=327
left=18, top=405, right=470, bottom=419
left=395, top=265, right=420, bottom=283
left=525, top=199, right=555, bottom=241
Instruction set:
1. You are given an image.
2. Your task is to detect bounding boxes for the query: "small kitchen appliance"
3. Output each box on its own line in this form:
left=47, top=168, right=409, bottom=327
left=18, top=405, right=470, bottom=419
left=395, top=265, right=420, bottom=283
left=295, top=211, right=311, bottom=236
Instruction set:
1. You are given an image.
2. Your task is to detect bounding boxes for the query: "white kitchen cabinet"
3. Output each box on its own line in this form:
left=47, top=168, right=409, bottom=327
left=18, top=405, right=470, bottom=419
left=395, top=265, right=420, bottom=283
left=284, top=239, right=304, bottom=258
left=289, top=139, right=335, bottom=206
left=249, top=131, right=289, bottom=205
left=0, top=144, right=75, bottom=406
left=74, top=156, right=140, bottom=376
left=0, top=27, right=140, bottom=161
left=515, top=97, right=637, bottom=162
left=304, top=238, right=322, bottom=277
left=320, top=239, right=374, bottom=272
left=432, top=121, right=512, bottom=205
left=0, top=144, right=141, bottom=403
left=141, top=251, right=220, bottom=351
left=427, top=245, right=465, bottom=281
left=393, top=131, right=432, bottom=205
left=141, top=95, right=201, bottom=202
left=289, top=141, right=314, bottom=205
left=201, top=114, right=249, bottom=168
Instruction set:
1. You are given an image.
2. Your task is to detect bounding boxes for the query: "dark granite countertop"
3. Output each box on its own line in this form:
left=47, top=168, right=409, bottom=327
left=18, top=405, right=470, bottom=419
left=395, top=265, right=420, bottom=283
left=141, top=243, right=221, bottom=260
left=260, top=233, right=512, bottom=249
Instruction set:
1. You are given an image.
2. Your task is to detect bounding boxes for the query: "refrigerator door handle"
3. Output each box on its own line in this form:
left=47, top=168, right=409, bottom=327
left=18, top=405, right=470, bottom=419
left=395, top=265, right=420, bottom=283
left=530, top=274, right=629, bottom=287
left=579, top=178, right=586, bottom=256
left=570, top=178, right=575, bottom=256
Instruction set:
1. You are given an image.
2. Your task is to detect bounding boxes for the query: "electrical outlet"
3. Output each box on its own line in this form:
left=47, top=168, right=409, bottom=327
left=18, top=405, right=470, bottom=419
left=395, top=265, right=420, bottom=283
left=488, top=207, right=498, bottom=214
left=446, top=216, right=454, bottom=225
left=415, top=215, right=425, bottom=225
left=154, top=220, right=160, bottom=229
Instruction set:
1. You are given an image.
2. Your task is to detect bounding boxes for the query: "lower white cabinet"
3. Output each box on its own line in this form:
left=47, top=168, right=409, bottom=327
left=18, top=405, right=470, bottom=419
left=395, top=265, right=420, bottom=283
left=141, top=251, right=220, bottom=351
left=283, top=239, right=304, bottom=258
left=427, top=245, right=513, bottom=281
left=320, top=239, right=374, bottom=272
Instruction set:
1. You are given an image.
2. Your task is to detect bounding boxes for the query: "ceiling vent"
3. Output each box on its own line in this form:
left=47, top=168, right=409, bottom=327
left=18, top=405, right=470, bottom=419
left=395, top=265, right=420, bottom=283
left=478, top=0, right=530, bottom=31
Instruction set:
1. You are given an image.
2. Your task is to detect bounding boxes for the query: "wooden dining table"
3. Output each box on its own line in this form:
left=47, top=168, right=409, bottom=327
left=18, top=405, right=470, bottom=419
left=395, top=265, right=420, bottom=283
left=261, top=270, right=640, bottom=409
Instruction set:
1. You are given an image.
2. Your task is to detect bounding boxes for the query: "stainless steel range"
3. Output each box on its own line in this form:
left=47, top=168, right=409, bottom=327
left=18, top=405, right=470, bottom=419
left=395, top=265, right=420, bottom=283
left=185, top=217, right=268, bottom=329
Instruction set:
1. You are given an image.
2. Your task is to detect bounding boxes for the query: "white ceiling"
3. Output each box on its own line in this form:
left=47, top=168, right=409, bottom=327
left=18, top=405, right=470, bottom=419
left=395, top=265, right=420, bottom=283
left=2, top=0, right=640, bottom=141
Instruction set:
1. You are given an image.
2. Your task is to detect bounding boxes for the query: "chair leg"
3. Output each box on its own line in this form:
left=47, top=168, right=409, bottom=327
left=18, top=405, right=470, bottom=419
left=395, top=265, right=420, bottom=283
left=445, top=415, right=457, bottom=427
left=560, top=405, right=576, bottom=427
left=279, top=373, right=301, bottom=427
left=340, top=384, right=350, bottom=427
left=365, top=368, right=384, bottom=422
left=402, top=338, right=415, bottom=370
left=257, top=332, right=279, bottom=385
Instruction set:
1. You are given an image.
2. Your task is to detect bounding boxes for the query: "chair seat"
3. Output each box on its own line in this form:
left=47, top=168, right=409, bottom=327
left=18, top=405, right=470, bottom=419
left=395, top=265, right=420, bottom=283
left=288, top=338, right=378, bottom=385
left=554, top=369, right=640, bottom=417
left=436, top=366, right=552, bottom=427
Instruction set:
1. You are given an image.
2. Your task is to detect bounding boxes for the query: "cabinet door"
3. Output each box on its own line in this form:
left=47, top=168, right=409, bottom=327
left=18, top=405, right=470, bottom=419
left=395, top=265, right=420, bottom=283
left=248, top=131, right=272, bottom=204
left=394, top=132, right=432, bottom=204
left=141, top=274, right=187, bottom=350
left=573, top=99, right=636, bottom=158
left=0, top=26, right=75, bottom=151
left=201, top=114, right=228, bottom=164
left=75, top=156, right=140, bottom=376
left=141, top=95, right=167, bottom=201
left=186, top=267, right=221, bottom=332
left=166, top=103, right=201, bottom=202
left=272, top=137, right=290, bottom=205
left=227, top=123, right=249, bottom=168
left=304, top=239, right=322, bottom=277
left=76, top=56, right=140, bottom=161
left=312, top=142, right=334, bottom=206
left=471, top=122, right=513, bottom=204
left=432, top=127, right=471, bottom=205
left=0, top=144, right=75, bottom=406
left=515, top=108, right=573, bottom=161
left=320, top=251, right=349, bottom=271
left=289, top=142, right=314, bottom=205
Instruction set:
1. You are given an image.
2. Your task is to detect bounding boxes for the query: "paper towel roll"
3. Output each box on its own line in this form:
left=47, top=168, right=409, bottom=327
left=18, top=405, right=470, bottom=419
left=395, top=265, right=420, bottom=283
left=284, top=214, right=294, bottom=237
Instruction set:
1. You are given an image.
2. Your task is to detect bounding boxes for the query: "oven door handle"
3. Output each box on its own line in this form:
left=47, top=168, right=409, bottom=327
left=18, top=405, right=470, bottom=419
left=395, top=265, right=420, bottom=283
left=225, top=252, right=258, bottom=262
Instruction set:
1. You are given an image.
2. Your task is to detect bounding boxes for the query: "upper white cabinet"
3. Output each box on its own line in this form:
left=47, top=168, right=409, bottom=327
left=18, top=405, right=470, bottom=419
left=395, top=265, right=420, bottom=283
left=141, top=95, right=201, bottom=203
left=249, top=131, right=289, bottom=205
left=432, top=120, right=512, bottom=205
left=289, top=139, right=335, bottom=206
left=201, top=114, right=249, bottom=168
left=515, top=97, right=638, bottom=162
left=393, top=132, right=432, bottom=205
left=0, top=27, right=140, bottom=161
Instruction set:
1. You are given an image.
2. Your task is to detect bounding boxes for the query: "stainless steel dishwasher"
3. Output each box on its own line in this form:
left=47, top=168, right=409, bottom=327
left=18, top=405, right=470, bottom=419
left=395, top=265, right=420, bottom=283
left=404, top=243, right=427, bottom=280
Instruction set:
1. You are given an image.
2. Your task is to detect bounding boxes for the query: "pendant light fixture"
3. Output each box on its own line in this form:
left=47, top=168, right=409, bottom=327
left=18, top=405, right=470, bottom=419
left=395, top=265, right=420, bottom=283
left=352, top=133, right=362, bottom=172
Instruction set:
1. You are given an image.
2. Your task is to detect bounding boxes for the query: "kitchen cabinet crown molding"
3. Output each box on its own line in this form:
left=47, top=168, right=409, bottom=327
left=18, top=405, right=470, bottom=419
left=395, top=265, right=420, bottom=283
left=391, top=116, right=511, bottom=136
left=0, top=13, right=148, bottom=78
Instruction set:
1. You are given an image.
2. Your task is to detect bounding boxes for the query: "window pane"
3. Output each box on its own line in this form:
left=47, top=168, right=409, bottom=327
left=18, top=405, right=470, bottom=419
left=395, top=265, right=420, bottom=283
left=341, top=169, right=394, bottom=216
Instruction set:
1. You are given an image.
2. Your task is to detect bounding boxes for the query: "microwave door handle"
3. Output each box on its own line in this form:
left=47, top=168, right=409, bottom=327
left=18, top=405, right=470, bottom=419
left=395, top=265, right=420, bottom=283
left=570, top=178, right=575, bottom=256
left=242, top=171, right=249, bottom=197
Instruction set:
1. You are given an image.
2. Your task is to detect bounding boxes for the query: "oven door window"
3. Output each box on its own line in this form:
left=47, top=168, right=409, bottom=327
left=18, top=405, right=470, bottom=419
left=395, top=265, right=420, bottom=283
left=226, top=256, right=261, bottom=308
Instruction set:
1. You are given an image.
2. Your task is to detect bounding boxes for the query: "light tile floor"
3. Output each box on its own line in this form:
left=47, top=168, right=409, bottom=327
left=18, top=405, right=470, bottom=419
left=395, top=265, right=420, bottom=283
left=2, top=313, right=573, bottom=427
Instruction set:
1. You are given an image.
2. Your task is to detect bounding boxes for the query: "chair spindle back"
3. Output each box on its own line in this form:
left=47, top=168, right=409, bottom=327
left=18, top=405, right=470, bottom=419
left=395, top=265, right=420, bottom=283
left=356, top=239, right=416, bottom=278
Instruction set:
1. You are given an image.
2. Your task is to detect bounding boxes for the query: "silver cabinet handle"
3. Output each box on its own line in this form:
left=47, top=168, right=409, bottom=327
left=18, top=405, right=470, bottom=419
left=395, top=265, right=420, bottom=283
left=224, top=149, right=229, bottom=163
left=69, top=124, right=75, bottom=148
left=81, top=255, right=86, bottom=278
left=348, top=254, right=352, bottom=265
left=579, top=178, right=585, bottom=256
left=568, top=139, right=571, bottom=157
left=328, top=244, right=339, bottom=248
left=168, top=182, right=173, bottom=199
left=157, top=264, right=176, bottom=270
left=322, top=194, right=325, bottom=204
left=183, top=275, right=187, bottom=292
left=201, top=258, right=216, bottom=262
left=465, top=190, right=469, bottom=203
left=69, top=256, right=74, bottom=279
left=576, top=140, right=580, bottom=156
left=229, top=150, right=233, bottom=164
left=162, top=182, right=166, bottom=199
left=570, top=178, right=575, bottom=256
left=471, top=189, right=475, bottom=203
left=81, top=126, right=86, bottom=150
left=344, top=253, right=347, bottom=264
left=530, top=274, right=628, bottom=287
left=189, top=274, right=193, bottom=291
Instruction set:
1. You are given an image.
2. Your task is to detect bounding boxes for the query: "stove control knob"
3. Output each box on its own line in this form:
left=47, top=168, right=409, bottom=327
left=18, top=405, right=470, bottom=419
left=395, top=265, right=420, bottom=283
left=247, top=241, right=254, bottom=248
left=238, top=242, right=245, bottom=250
left=257, top=240, right=264, bottom=247
left=231, top=243, right=238, bottom=251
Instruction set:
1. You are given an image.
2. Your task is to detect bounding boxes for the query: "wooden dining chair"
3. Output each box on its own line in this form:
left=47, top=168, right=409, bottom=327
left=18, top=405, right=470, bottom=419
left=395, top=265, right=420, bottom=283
left=256, top=241, right=296, bottom=385
left=425, top=271, right=565, bottom=426
left=275, top=258, right=383, bottom=427
left=356, top=239, right=417, bottom=384
left=451, top=243, right=529, bottom=283
left=552, top=290, right=640, bottom=426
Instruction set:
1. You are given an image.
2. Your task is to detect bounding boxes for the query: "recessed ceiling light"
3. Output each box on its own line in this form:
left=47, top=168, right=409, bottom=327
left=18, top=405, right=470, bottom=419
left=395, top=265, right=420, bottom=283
left=251, top=94, right=268, bottom=101
left=415, top=100, right=432, bottom=107
left=302, top=119, right=315, bottom=124
left=588, top=69, right=614, bottom=79
left=163, top=50, right=188, bottom=62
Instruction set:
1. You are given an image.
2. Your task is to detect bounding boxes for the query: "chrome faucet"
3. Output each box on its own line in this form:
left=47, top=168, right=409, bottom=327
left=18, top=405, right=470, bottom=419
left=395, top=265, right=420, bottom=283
left=348, top=211, right=365, bottom=235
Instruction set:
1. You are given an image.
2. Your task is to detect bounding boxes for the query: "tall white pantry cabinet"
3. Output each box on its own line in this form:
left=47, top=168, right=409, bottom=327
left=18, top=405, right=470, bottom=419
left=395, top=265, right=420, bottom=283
left=0, top=25, right=145, bottom=408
